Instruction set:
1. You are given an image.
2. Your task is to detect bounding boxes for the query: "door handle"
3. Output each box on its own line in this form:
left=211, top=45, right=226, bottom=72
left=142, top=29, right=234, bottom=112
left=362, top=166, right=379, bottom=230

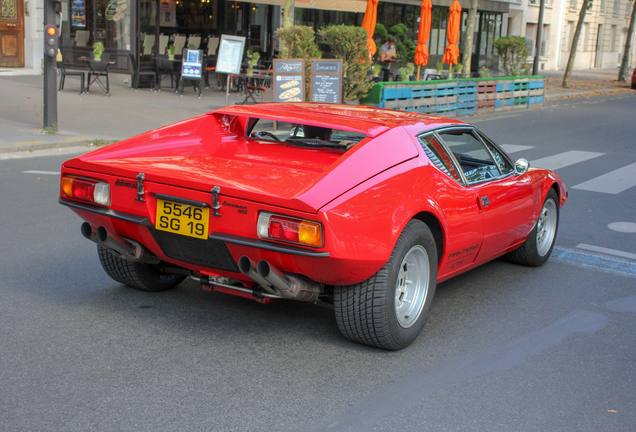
left=481, top=196, right=490, bottom=207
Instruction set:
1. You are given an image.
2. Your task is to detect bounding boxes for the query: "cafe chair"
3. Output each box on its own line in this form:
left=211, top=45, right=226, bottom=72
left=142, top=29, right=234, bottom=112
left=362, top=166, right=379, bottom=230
left=142, top=35, right=156, bottom=58
left=86, top=53, right=111, bottom=96
left=129, top=52, right=156, bottom=91
left=173, top=35, right=186, bottom=57
left=74, top=30, right=90, bottom=47
left=158, top=35, right=169, bottom=55
left=188, top=36, right=201, bottom=50
left=156, top=54, right=179, bottom=91
left=58, top=49, right=85, bottom=94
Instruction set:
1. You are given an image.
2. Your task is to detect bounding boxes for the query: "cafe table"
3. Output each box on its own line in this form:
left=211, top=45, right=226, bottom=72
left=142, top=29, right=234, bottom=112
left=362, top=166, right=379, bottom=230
left=78, top=56, right=116, bottom=96
left=235, top=72, right=271, bottom=105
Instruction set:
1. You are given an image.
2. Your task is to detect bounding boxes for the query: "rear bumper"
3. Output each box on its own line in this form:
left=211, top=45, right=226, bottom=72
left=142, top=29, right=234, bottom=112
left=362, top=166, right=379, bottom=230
left=60, top=197, right=380, bottom=286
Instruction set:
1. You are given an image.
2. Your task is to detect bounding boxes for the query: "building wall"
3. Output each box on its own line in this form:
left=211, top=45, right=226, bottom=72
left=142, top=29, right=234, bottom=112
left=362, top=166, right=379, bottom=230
left=557, top=0, right=634, bottom=70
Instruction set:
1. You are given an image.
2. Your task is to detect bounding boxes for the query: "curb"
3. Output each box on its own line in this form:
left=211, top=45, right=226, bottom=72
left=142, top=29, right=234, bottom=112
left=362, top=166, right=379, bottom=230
left=0, top=139, right=103, bottom=155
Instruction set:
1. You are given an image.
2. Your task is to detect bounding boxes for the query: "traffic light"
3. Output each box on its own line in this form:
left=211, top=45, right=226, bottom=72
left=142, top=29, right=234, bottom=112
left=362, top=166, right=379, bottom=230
left=44, top=24, right=59, bottom=58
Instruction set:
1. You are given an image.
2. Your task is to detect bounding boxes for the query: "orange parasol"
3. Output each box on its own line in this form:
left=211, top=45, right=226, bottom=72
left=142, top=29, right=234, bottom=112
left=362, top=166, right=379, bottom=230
left=442, top=0, right=462, bottom=67
left=414, top=0, right=432, bottom=80
left=361, top=0, right=380, bottom=57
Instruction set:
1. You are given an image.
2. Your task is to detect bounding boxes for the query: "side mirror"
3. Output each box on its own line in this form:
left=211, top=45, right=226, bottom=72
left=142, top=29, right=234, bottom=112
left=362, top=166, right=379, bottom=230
left=515, top=158, right=529, bottom=175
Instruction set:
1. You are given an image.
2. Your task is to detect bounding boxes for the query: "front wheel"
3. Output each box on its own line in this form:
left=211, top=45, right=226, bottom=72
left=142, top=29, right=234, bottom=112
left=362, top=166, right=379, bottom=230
left=507, top=189, right=560, bottom=267
left=97, top=245, right=186, bottom=292
left=334, top=220, right=438, bottom=350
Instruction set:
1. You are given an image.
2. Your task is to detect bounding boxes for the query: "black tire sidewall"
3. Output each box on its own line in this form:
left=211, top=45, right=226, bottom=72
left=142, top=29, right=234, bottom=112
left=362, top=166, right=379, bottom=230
left=385, top=220, right=438, bottom=349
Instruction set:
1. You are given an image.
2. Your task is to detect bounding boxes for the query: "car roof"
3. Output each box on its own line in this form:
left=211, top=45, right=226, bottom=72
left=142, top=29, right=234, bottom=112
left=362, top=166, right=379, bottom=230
left=210, top=103, right=468, bottom=138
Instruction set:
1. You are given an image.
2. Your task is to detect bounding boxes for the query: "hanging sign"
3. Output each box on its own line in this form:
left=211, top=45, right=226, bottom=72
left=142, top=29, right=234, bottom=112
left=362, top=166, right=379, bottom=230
left=181, top=49, right=203, bottom=78
left=216, top=35, right=246, bottom=75
left=274, top=59, right=305, bottom=102
left=310, top=59, right=343, bottom=104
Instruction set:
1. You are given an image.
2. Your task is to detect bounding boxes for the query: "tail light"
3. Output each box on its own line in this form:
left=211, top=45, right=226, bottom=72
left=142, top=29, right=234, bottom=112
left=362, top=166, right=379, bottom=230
left=61, top=176, right=111, bottom=207
left=257, top=212, right=323, bottom=248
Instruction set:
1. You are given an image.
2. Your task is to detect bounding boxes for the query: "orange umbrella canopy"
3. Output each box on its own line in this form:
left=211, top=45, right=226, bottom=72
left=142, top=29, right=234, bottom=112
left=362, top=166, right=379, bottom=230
left=442, top=0, right=462, bottom=65
left=414, top=0, right=432, bottom=66
left=362, top=0, right=380, bottom=56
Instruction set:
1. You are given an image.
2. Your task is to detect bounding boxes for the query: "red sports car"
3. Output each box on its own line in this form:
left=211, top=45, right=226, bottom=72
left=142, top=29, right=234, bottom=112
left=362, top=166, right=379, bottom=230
left=59, top=103, right=567, bottom=350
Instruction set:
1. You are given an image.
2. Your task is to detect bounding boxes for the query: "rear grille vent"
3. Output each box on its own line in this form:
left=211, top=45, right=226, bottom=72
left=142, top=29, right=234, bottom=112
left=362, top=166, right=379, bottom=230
left=149, top=227, right=239, bottom=273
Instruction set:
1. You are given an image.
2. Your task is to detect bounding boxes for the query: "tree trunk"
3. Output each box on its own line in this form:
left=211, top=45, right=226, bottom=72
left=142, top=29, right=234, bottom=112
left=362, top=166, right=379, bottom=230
left=283, top=0, right=295, bottom=28
left=618, top=0, right=636, bottom=82
left=461, top=0, right=479, bottom=76
left=562, top=0, right=590, bottom=88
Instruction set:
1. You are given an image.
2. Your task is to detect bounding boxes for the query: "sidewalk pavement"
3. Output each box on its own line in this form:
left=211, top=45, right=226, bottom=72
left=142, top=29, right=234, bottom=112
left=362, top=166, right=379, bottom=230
left=1, top=68, right=633, bottom=155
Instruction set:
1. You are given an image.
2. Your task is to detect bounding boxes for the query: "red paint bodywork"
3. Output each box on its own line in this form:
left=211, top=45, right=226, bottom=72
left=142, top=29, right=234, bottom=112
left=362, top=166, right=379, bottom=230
left=61, top=103, right=567, bottom=287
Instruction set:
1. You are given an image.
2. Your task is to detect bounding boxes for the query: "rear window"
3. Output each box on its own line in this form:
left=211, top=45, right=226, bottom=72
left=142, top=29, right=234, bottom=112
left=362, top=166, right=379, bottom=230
left=247, top=117, right=368, bottom=152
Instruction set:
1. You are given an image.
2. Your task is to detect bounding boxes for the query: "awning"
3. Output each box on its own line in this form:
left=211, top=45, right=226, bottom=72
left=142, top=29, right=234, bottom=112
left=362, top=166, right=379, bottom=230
left=229, top=0, right=366, bottom=12
left=294, top=0, right=367, bottom=12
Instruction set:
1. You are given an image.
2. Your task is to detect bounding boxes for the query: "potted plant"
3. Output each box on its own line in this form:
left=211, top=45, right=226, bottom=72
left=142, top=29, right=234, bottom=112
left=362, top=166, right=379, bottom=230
left=454, top=62, right=463, bottom=78
left=246, top=50, right=260, bottom=75
left=436, top=60, right=443, bottom=75
left=397, top=62, right=415, bottom=82
left=93, top=42, right=104, bottom=61
left=168, top=45, right=176, bottom=60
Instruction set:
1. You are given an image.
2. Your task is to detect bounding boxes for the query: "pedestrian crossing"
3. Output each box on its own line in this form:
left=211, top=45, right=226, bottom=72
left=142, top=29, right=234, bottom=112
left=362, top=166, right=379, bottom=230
left=499, top=145, right=636, bottom=195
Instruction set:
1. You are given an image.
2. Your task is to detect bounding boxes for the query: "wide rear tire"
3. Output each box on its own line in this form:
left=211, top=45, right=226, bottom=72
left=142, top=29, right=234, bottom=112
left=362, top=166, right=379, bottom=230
left=97, top=245, right=186, bottom=292
left=334, top=220, right=437, bottom=350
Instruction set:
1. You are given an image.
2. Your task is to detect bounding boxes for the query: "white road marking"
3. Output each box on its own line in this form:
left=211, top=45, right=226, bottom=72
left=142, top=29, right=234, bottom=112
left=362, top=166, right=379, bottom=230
left=22, top=170, right=61, bottom=175
left=608, top=222, right=636, bottom=233
left=576, top=243, right=636, bottom=261
left=500, top=144, right=535, bottom=154
left=531, top=150, right=604, bottom=171
left=572, top=162, right=636, bottom=194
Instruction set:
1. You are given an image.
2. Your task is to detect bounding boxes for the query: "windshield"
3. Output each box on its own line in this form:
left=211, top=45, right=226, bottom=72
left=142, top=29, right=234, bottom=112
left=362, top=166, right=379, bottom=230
left=246, top=117, right=368, bottom=151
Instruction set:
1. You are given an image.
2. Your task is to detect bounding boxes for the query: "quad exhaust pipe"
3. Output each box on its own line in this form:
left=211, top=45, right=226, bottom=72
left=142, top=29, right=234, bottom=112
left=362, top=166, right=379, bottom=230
left=239, top=256, right=323, bottom=302
left=81, top=222, right=160, bottom=264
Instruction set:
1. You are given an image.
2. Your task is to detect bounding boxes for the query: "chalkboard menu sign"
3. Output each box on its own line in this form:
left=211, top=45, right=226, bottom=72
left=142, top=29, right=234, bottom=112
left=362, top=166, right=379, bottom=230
left=274, top=59, right=305, bottom=102
left=310, top=59, right=343, bottom=104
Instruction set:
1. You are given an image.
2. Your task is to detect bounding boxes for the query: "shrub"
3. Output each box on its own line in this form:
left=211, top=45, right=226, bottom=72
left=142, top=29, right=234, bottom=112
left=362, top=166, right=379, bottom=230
left=374, top=23, right=388, bottom=42
left=492, top=36, right=529, bottom=76
left=479, top=67, right=491, bottom=78
left=276, top=25, right=322, bottom=100
left=319, top=25, right=373, bottom=102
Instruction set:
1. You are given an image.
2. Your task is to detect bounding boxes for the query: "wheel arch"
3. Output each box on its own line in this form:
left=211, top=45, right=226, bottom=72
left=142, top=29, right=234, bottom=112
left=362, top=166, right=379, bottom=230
left=412, top=211, right=444, bottom=265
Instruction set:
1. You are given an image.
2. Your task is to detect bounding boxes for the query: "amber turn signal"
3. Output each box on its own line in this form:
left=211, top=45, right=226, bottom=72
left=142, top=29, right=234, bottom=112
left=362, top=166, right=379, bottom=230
left=60, top=175, right=111, bottom=207
left=257, top=212, right=323, bottom=248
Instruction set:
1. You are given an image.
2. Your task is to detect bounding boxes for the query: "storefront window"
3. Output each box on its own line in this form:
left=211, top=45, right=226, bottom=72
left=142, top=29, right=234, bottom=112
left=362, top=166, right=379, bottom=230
left=61, top=0, right=131, bottom=49
left=249, top=3, right=268, bottom=53
left=96, top=0, right=132, bottom=50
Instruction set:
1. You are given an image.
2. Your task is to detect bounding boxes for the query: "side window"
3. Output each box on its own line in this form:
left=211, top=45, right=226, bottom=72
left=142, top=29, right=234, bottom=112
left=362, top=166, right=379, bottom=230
left=438, top=130, right=500, bottom=184
left=418, top=134, right=463, bottom=183
left=478, top=132, right=514, bottom=176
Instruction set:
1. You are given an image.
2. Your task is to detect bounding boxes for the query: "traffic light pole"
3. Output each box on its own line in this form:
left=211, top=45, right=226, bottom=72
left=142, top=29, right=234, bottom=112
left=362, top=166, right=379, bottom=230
left=43, top=0, right=60, bottom=129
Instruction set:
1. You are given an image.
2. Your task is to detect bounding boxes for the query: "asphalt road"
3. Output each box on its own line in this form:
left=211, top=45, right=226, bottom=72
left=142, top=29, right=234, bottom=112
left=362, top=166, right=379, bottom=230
left=1, top=94, right=635, bottom=431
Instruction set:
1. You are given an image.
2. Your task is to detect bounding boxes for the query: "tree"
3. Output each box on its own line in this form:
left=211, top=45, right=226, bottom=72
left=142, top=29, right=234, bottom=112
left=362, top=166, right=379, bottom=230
left=283, top=0, right=294, bottom=28
left=618, top=0, right=636, bottom=82
left=562, top=0, right=591, bottom=87
left=461, top=0, right=479, bottom=76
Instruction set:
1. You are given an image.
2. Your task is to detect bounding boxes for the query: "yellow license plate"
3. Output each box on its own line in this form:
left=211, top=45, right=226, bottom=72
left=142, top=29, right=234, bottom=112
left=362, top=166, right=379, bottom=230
left=156, top=199, right=210, bottom=239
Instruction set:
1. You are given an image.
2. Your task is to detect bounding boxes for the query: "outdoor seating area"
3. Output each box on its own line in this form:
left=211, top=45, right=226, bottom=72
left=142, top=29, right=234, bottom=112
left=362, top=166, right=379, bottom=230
left=56, top=48, right=273, bottom=103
